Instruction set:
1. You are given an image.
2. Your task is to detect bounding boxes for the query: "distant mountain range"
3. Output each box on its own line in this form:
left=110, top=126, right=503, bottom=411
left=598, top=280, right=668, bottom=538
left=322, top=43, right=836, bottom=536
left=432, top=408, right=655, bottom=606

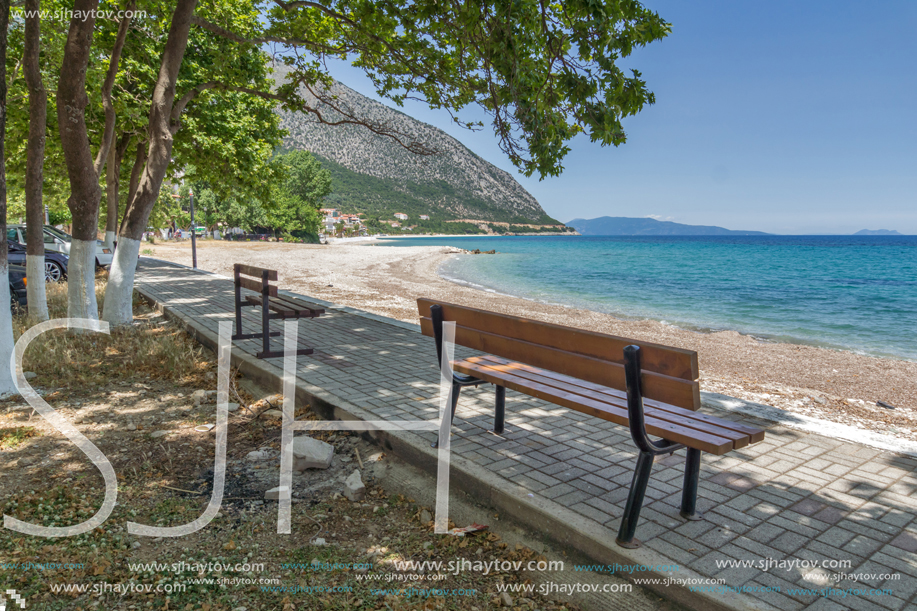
left=567, top=217, right=769, bottom=236
left=273, top=67, right=559, bottom=225
left=853, top=229, right=902, bottom=236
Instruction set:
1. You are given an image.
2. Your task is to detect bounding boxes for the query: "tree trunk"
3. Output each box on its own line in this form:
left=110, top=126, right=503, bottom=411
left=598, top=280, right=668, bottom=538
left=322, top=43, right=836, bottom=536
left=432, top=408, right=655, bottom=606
left=23, top=0, right=48, bottom=321
left=103, top=0, right=198, bottom=326
left=120, top=138, right=147, bottom=237
left=105, top=135, right=130, bottom=251
left=0, top=0, right=18, bottom=395
left=56, top=0, right=101, bottom=319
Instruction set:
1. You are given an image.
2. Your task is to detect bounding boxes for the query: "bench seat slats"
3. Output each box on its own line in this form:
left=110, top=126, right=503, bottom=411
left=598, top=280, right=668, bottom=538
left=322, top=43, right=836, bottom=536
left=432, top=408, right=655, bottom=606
left=455, top=357, right=751, bottom=449
left=454, top=359, right=737, bottom=455
left=464, top=357, right=752, bottom=449
left=245, top=295, right=324, bottom=318
left=471, top=355, right=765, bottom=444
left=420, top=317, right=700, bottom=410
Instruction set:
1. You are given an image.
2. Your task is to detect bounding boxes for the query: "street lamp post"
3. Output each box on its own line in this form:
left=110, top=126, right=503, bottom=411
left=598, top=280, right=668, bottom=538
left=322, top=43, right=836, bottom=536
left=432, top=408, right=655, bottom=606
left=189, top=188, right=197, bottom=269
left=171, top=190, right=197, bottom=268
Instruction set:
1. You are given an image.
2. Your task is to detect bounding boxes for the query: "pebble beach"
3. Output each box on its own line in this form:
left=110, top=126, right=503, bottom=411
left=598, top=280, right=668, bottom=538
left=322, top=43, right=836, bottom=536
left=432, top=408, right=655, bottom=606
left=146, top=239, right=917, bottom=443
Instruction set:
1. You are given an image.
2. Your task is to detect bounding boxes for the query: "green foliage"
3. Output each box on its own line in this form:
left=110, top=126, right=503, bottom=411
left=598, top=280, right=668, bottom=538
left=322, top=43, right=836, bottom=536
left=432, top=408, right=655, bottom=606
left=262, top=0, right=669, bottom=178
left=264, top=150, right=332, bottom=234
left=147, top=151, right=331, bottom=235
left=5, top=0, right=285, bottom=231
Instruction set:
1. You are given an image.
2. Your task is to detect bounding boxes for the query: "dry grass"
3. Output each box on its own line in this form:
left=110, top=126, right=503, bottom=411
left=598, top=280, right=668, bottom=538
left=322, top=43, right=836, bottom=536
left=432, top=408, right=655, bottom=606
left=13, top=276, right=213, bottom=389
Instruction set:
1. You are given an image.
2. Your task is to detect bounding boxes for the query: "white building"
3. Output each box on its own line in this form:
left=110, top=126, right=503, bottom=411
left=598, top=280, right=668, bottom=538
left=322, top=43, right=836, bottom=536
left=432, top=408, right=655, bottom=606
left=394, top=213, right=409, bottom=220
left=419, top=215, right=430, bottom=220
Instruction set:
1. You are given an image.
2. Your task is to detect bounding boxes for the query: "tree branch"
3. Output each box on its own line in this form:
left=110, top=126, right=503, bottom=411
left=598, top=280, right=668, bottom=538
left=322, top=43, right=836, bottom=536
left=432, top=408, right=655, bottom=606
left=189, top=15, right=355, bottom=55
left=170, top=80, right=218, bottom=126
left=93, top=2, right=135, bottom=175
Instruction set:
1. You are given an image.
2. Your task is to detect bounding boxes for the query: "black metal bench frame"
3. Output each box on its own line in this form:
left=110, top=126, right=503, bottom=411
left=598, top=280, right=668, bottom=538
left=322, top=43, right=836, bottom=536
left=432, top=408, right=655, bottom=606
left=427, top=303, right=758, bottom=548
left=232, top=264, right=321, bottom=359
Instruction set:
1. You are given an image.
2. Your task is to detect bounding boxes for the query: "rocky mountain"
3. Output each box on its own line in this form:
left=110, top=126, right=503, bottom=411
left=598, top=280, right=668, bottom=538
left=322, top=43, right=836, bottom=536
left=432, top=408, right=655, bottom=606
left=853, top=229, right=902, bottom=236
left=567, top=216, right=769, bottom=236
left=273, top=67, right=558, bottom=225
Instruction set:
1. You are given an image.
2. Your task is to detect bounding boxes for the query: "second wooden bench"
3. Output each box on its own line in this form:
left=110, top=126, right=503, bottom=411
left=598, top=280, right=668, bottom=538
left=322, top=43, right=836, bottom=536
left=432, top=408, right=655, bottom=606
left=233, top=263, right=325, bottom=358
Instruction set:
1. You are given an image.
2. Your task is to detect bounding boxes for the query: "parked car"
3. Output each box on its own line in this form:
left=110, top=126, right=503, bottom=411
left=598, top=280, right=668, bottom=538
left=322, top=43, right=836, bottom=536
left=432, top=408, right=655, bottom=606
left=9, top=264, right=27, bottom=311
left=6, top=225, right=113, bottom=268
left=7, top=240, right=68, bottom=282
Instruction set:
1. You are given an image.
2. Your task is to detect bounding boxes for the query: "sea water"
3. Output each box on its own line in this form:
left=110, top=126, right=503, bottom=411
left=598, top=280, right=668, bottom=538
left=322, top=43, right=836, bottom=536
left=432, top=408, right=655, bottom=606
left=378, top=235, right=917, bottom=361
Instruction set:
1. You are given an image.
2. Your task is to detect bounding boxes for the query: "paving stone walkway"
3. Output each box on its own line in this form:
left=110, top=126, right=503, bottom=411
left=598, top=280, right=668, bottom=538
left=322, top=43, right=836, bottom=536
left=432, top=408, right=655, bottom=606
left=135, top=257, right=917, bottom=611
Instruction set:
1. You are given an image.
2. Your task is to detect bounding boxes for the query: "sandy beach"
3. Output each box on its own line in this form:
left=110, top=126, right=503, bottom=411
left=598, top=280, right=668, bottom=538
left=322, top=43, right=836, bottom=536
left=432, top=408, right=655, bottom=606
left=144, top=239, right=917, bottom=442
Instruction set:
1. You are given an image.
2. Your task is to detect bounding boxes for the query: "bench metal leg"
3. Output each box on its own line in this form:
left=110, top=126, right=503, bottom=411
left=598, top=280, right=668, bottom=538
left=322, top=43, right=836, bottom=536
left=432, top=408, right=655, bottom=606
left=432, top=381, right=462, bottom=449
left=493, top=385, right=506, bottom=434
left=616, top=451, right=655, bottom=549
left=680, top=448, right=703, bottom=521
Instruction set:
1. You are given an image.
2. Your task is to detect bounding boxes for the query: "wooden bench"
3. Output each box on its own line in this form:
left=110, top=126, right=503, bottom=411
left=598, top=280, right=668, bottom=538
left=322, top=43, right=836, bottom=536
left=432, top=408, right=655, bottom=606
left=417, top=298, right=765, bottom=548
left=232, top=264, right=325, bottom=358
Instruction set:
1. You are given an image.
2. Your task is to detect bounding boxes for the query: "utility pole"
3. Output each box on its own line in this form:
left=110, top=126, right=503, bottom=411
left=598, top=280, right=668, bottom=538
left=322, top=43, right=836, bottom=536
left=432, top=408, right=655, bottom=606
left=189, top=188, right=197, bottom=269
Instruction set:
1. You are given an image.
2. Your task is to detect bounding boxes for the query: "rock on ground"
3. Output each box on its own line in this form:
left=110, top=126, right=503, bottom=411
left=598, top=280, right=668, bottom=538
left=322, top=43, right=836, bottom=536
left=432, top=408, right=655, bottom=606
left=264, top=486, right=288, bottom=501
left=246, top=450, right=272, bottom=462
left=343, top=469, right=365, bottom=501
left=292, top=436, right=334, bottom=471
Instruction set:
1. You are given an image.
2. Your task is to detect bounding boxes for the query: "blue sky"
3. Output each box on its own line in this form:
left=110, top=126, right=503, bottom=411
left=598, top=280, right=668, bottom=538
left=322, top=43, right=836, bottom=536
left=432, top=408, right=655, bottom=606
left=319, top=1, right=916, bottom=234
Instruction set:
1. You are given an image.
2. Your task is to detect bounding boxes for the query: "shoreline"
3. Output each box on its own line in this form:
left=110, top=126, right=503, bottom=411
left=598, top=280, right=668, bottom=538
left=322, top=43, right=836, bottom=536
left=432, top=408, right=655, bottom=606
left=145, top=239, right=917, bottom=443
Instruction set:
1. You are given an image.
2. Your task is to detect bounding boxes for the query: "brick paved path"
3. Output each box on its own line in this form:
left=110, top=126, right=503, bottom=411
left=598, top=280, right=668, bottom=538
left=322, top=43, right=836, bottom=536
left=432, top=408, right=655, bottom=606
left=136, top=258, right=917, bottom=611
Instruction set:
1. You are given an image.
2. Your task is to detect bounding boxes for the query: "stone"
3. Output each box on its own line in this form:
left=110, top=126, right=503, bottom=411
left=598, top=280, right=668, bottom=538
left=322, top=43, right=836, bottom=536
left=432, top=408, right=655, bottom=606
left=292, top=436, right=334, bottom=471
left=264, top=486, right=288, bottom=501
left=343, top=469, right=365, bottom=501
left=126, top=423, right=137, bottom=431
left=23, top=371, right=38, bottom=380
left=150, top=430, right=170, bottom=438
left=261, top=409, right=283, bottom=420
left=420, top=509, right=432, bottom=524
left=313, top=537, right=327, bottom=546
left=227, top=403, right=240, bottom=413
left=191, top=389, right=207, bottom=405
left=132, top=541, right=142, bottom=549
left=500, top=592, right=513, bottom=607
left=246, top=450, right=272, bottom=462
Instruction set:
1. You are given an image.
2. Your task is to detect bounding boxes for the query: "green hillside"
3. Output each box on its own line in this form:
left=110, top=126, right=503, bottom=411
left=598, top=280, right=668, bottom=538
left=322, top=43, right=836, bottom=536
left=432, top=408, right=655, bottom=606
left=310, top=152, right=561, bottom=226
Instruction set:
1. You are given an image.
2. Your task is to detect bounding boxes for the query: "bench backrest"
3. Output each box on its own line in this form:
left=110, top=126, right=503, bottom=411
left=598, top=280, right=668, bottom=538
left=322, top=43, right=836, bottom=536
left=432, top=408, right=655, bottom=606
left=417, top=298, right=700, bottom=410
left=234, top=264, right=278, bottom=297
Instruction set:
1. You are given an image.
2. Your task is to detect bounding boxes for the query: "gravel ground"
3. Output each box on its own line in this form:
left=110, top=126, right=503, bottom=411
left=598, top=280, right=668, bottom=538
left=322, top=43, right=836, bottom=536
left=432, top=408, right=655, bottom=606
left=146, top=239, right=917, bottom=443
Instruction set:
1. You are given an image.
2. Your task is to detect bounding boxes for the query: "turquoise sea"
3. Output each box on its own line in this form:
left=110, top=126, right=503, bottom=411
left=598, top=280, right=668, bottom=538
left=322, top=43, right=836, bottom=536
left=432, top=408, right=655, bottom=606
left=378, top=235, right=917, bottom=361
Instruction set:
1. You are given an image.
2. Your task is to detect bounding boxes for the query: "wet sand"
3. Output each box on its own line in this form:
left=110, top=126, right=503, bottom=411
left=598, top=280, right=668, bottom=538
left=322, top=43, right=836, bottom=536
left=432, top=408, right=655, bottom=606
left=146, top=239, right=917, bottom=442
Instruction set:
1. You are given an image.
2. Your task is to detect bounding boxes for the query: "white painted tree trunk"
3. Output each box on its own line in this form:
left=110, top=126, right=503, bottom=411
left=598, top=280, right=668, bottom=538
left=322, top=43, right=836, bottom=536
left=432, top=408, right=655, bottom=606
left=101, top=237, right=140, bottom=326
left=26, top=254, right=49, bottom=321
left=68, top=239, right=99, bottom=320
left=0, top=264, right=18, bottom=395
left=104, top=230, right=116, bottom=252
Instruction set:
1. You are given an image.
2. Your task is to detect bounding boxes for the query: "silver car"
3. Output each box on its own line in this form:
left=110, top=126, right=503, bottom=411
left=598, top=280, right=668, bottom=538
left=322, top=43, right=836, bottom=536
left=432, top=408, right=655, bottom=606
left=7, top=224, right=114, bottom=268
